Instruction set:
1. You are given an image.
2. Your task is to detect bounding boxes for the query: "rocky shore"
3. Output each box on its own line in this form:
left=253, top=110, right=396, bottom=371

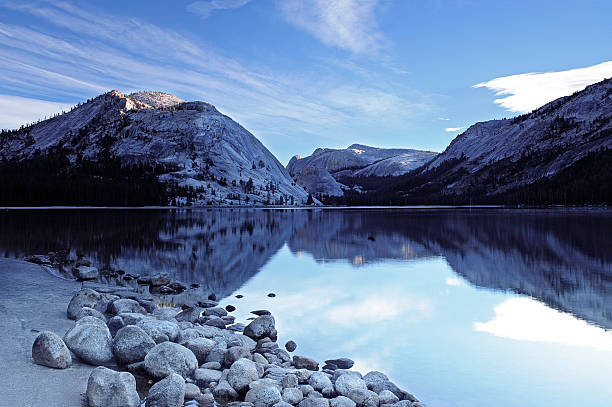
left=5, top=257, right=425, bottom=407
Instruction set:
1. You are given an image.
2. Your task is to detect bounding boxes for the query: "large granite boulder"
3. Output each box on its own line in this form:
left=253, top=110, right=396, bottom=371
left=63, top=316, right=113, bottom=365
left=144, top=342, right=198, bottom=379
left=31, top=331, right=72, bottom=369
left=244, top=315, right=277, bottom=341
left=113, top=325, right=156, bottom=365
left=146, top=372, right=185, bottom=407
left=86, top=366, right=140, bottom=407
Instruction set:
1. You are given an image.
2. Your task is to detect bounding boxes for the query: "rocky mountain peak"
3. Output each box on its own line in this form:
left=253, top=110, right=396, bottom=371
left=128, top=91, right=184, bottom=108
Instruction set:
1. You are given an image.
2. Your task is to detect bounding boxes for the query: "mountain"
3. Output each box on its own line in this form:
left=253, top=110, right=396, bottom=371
left=286, top=144, right=437, bottom=197
left=330, top=78, right=612, bottom=205
left=0, top=90, right=309, bottom=206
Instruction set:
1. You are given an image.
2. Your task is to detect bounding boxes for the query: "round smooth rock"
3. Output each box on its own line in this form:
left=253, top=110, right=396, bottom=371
left=285, top=341, right=297, bottom=352
left=86, top=366, right=140, bottom=407
left=32, top=331, right=72, bottom=369
left=228, top=358, right=259, bottom=393
left=335, top=374, right=367, bottom=397
left=146, top=372, right=185, bottom=407
left=255, top=387, right=282, bottom=407
left=282, top=388, right=304, bottom=405
left=76, top=306, right=106, bottom=322
left=330, top=396, right=356, bottom=407
left=144, top=342, right=198, bottom=379
left=112, top=325, right=156, bottom=365
left=308, top=372, right=332, bottom=392
left=63, top=316, right=113, bottom=365
left=182, top=337, right=215, bottom=365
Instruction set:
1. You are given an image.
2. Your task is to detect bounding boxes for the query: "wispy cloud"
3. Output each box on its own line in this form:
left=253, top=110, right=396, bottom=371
left=439, top=117, right=451, bottom=121
left=474, top=60, right=612, bottom=113
left=0, top=95, right=73, bottom=129
left=187, top=0, right=252, bottom=19
left=278, top=0, right=385, bottom=54
left=445, top=127, right=462, bottom=132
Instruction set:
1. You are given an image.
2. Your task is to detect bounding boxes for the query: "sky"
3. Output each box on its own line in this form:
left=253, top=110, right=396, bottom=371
left=0, top=0, right=611, bottom=164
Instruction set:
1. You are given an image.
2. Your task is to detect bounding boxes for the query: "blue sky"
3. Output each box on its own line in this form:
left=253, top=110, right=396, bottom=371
left=0, top=0, right=611, bottom=164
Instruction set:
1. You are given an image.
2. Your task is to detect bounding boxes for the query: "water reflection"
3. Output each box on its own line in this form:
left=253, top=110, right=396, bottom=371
left=0, top=208, right=610, bottom=329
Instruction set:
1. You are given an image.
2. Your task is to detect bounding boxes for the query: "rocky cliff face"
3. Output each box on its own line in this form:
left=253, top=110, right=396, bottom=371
left=0, top=90, right=308, bottom=206
left=424, top=78, right=612, bottom=196
left=286, top=144, right=437, bottom=196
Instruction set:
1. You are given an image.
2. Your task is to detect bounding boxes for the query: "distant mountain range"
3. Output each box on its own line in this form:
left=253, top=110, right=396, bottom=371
left=0, top=90, right=308, bottom=206
left=286, top=144, right=437, bottom=196
left=317, top=78, right=612, bottom=205
left=1, top=78, right=610, bottom=206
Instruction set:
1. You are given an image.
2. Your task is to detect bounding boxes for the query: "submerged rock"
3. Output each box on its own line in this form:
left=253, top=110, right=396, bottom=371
left=86, top=366, right=140, bottom=407
left=31, top=331, right=72, bottom=369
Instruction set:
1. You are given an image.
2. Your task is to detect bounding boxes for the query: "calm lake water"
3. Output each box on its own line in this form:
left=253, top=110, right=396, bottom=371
left=1, top=208, right=611, bottom=407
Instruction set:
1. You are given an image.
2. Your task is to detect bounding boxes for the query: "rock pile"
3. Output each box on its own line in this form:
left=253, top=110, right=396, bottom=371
left=32, top=287, right=426, bottom=407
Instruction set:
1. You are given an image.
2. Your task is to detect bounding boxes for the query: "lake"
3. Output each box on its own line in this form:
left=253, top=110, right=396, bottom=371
left=1, top=208, right=610, bottom=407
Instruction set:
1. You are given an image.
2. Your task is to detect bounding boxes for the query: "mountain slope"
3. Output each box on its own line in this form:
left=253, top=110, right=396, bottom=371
left=332, top=78, right=612, bottom=205
left=287, top=144, right=437, bottom=196
left=0, top=91, right=308, bottom=206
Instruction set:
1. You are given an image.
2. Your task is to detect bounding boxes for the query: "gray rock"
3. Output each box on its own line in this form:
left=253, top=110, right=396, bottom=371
left=176, top=307, right=205, bottom=323
left=153, top=308, right=180, bottom=320
left=214, top=380, right=240, bottom=403
left=333, top=371, right=362, bottom=382
left=144, top=342, right=198, bottom=379
left=308, top=372, right=332, bottom=392
left=111, top=299, right=146, bottom=315
left=32, top=331, right=72, bottom=369
left=76, top=306, right=106, bottom=322
left=274, top=402, right=294, bottom=407
left=204, top=316, right=226, bottom=329
left=204, top=307, right=228, bottom=317
left=150, top=272, right=171, bottom=286
left=322, top=386, right=336, bottom=398
left=253, top=353, right=269, bottom=364
left=119, top=312, right=149, bottom=325
left=282, top=373, right=298, bottom=388
left=107, top=315, right=126, bottom=337
left=244, top=315, right=277, bottom=341
left=325, top=359, right=354, bottom=370
left=378, top=390, right=399, bottom=405
left=182, top=337, right=215, bottom=364
left=282, top=388, right=303, bottom=405
left=255, top=387, right=282, bottom=407
left=363, top=372, right=410, bottom=401
left=294, top=369, right=314, bottom=383
left=225, top=346, right=251, bottom=366
left=299, top=385, right=314, bottom=396
left=127, top=361, right=148, bottom=376
left=193, top=368, right=223, bottom=388
left=138, top=318, right=179, bottom=343
left=307, top=391, right=323, bottom=399
left=196, top=393, right=216, bottom=407
left=64, top=316, right=113, bottom=365
left=201, top=361, right=222, bottom=370
left=298, top=398, right=329, bottom=407
left=330, top=396, right=356, bottom=407
left=293, top=356, right=318, bottom=371
left=67, top=288, right=116, bottom=320
left=285, top=341, right=297, bottom=352
left=113, top=325, right=156, bottom=365
left=347, top=389, right=379, bottom=407
left=76, top=265, right=99, bottom=280
left=146, top=373, right=185, bottom=407
left=392, top=402, right=413, bottom=407
left=228, top=358, right=259, bottom=393
left=86, top=366, right=140, bottom=407
left=334, top=374, right=367, bottom=397
left=184, top=382, right=201, bottom=399
left=205, top=344, right=228, bottom=365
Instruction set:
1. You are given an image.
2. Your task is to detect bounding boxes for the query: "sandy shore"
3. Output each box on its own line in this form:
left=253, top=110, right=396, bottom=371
left=0, top=258, right=96, bottom=407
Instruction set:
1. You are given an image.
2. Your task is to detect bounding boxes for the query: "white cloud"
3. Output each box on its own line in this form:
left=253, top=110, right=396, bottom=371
left=439, top=117, right=451, bottom=121
left=187, top=0, right=252, bottom=19
left=474, top=297, right=612, bottom=352
left=0, top=95, right=73, bottom=129
left=474, top=60, right=612, bottom=113
left=278, top=0, right=384, bottom=54
left=445, top=127, right=462, bottom=132
left=325, top=294, right=432, bottom=326
left=445, top=276, right=463, bottom=286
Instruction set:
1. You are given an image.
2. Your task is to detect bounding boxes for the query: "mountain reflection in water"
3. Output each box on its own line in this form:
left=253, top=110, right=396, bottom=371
left=0, top=208, right=609, bottom=329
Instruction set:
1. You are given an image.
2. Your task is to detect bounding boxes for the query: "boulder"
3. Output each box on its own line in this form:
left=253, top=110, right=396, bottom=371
left=76, top=306, right=106, bottom=322
left=334, top=374, right=367, bottom=397
left=308, top=372, right=332, bottom=392
left=325, top=359, right=354, bottom=370
left=63, top=316, right=113, bottom=365
left=111, top=299, right=146, bottom=315
left=146, top=373, right=185, bottom=407
left=225, top=346, right=251, bottom=366
left=282, top=374, right=299, bottom=388
left=228, top=358, right=259, bottom=393
left=86, top=366, right=140, bottom=407
left=184, top=382, right=201, bottom=400
left=204, top=316, right=226, bottom=329
left=243, top=315, right=277, bottom=341
left=144, top=342, right=198, bottom=379
left=363, top=372, right=410, bottom=401
left=330, top=397, right=357, bottom=407
left=76, top=265, right=99, bottom=280
left=214, top=380, right=240, bottom=404
left=150, top=272, right=171, bottom=286
left=176, top=307, right=205, bottom=323
left=138, top=318, right=179, bottom=343
left=293, top=356, right=318, bottom=371
left=282, top=388, right=304, bottom=405
left=107, top=315, right=126, bottom=337
left=298, top=399, right=329, bottom=407
left=348, top=389, right=379, bottom=407
left=113, top=325, right=156, bottom=365
left=32, top=331, right=71, bottom=369
left=285, top=341, right=297, bottom=352
left=182, top=337, right=215, bottom=364
left=193, top=368, right=222, bottom=388
left=204, top=307, right=228, bottom=317
left=67, top=288, right=116, bottom=320
left=255, top=387, right=282, bottom=407
left=378, top=390, right=399, bottom=405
